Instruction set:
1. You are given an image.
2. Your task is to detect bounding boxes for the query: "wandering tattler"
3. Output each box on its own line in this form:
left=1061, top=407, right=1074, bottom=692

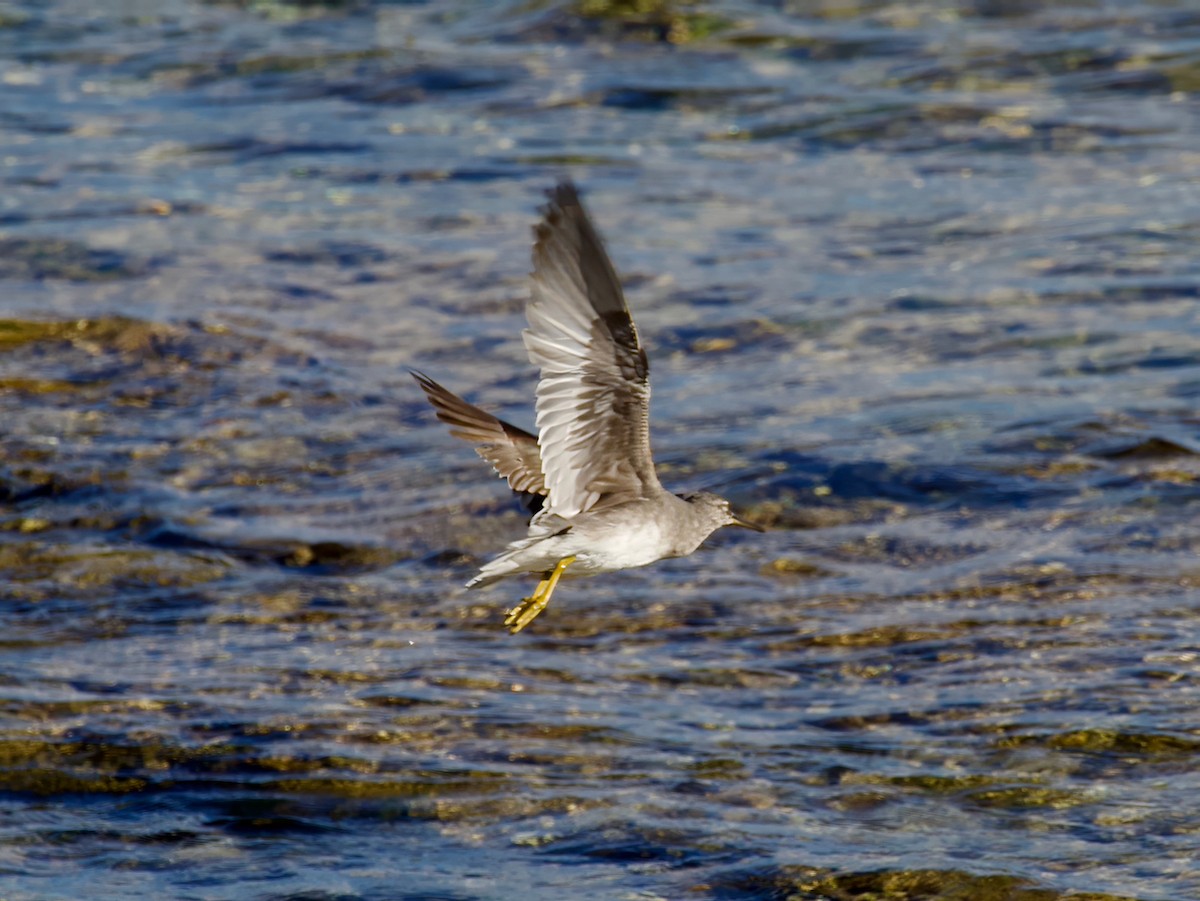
left=414, top=181, right=762, bottom=633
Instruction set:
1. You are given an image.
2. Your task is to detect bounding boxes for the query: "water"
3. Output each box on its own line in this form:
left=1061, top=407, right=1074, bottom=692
left=2, top=1, right=1199, bottom=898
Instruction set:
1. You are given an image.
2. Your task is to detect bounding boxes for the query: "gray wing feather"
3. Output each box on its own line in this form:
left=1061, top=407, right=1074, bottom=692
left=523, top=182, right=660, bottom=519
left=412, top=371, right=547, bottom=500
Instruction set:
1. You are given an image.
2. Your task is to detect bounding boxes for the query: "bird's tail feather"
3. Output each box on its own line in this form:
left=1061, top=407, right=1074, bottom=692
left=465, top=537, right=537, bottom=589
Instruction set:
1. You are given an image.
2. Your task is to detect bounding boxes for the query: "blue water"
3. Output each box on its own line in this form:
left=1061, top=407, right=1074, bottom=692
left=2, top=2, right=1199, bottom=899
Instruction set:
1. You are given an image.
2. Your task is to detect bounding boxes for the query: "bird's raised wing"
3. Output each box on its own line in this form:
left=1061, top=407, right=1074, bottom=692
left=523, top=182, right=660, bottom=519
left=412, top=371, right=547, bottom=512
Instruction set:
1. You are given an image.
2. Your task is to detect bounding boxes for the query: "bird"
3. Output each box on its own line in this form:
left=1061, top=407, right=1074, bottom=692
left=413, top=181, right=762, bottom=633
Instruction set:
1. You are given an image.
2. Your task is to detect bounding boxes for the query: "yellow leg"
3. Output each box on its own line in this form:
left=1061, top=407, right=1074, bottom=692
left=504, top=556, right=576, bottom=634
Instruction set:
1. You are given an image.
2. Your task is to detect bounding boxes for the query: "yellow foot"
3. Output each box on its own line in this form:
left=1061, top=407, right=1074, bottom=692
left=503, top=555, right=576, bottom=634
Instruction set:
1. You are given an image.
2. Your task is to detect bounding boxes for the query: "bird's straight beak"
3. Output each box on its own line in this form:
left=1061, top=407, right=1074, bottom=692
left=731, top=513, right=766, bottom=532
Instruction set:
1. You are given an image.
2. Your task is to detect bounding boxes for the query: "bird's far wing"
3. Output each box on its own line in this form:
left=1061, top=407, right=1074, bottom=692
left=523, top=182, right=660, bottom=519
left=412, top=371, right=547, bottom=510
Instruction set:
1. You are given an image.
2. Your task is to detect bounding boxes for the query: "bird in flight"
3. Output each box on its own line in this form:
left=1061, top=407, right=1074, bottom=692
left=414, top=182, right=762, bottom=633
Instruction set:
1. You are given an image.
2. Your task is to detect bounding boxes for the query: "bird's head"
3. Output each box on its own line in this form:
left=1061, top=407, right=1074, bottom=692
left=680, top=491, right=765, bottom=533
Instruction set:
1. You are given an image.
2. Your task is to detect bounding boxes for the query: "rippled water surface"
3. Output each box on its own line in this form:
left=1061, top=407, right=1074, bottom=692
left=3, top=1, right=1200, bottom=898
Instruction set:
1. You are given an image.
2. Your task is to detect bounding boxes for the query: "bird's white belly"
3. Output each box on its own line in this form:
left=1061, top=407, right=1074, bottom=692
left=566, top=517, right=672, bottom=574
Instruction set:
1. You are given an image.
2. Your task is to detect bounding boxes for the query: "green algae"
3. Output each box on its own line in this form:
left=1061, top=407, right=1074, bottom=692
left=571, top=0, right=734, bottom=44
left=0, top=769, right=149, bottom=795
left=0, top=316, right=172, bottom=354
left=721, top=865, right=1139, bottom=901
left=1001, top=729, right=1200, bottom=757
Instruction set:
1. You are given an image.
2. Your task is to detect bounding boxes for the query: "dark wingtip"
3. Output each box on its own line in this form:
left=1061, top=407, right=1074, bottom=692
left=412, top=370, right=447, bottom=403
left=546, top=179, right=579, bottom=206
left=534, top=180, right=582, bottom=239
